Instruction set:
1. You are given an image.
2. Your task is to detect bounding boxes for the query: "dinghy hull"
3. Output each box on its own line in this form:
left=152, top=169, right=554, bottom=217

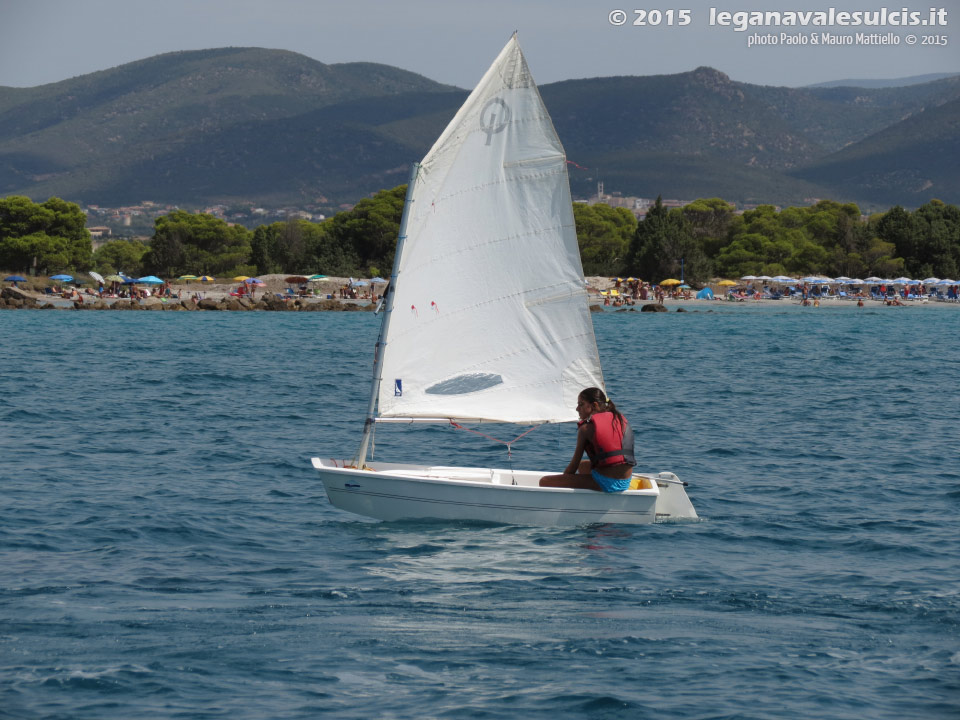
left=312, top=458, right=696, bottom=526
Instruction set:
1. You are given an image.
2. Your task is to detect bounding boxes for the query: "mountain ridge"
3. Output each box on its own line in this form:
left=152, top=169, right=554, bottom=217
left=804, top=72, right=959, bottom=88
left=1, top=47, right=957, bottom=211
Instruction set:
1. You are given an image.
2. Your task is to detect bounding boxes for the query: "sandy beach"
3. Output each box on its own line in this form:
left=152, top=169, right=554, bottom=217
left=1, top=274, right=956, bottom=311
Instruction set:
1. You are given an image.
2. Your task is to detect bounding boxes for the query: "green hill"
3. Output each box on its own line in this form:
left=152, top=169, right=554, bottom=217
left=541, top=67, right=960, bottom=207
left=0, top=48, right=459, bottom=205
left=791, top=97, right=960, bottom=207
left=1, top=48, right=958, bottom=210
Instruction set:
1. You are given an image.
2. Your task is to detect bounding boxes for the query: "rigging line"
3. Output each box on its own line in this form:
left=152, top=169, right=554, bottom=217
left=448, top=420, right=544, bottom=459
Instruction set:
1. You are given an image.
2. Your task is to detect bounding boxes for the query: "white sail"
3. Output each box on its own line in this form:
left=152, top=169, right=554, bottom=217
left=376, top=34, right=603, bottom=425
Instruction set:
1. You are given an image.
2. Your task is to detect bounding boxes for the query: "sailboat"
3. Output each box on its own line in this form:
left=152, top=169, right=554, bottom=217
left=311, top=35, right=698, bottom=525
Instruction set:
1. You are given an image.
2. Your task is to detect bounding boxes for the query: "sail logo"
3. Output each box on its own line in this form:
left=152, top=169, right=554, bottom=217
left=480, top=98, right=511, bottom=145
left=394, top=379, right=402, bottom=396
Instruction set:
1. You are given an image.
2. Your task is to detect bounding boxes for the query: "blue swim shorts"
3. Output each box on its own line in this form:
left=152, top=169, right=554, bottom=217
left=591, top=469, right=631, bottom=493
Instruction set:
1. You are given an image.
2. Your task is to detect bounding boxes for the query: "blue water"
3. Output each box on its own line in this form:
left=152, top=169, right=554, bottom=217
left=1, top=304, right=958, bottom=719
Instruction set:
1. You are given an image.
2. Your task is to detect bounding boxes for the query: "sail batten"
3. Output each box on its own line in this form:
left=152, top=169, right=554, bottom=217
left=376, top=34, right=603, bottom=425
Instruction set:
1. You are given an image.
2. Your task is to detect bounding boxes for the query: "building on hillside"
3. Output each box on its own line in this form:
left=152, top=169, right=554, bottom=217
left=87, top=226, right=112, bottom=239
left=580, top=181, right=707, bottom=218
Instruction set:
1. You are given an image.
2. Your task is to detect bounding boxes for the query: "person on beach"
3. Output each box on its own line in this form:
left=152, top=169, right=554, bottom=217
left=539, top=387, right=635, bottom=492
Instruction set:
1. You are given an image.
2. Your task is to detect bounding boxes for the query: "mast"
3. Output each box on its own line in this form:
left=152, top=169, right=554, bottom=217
left=354, top=162, right=421, bottom=468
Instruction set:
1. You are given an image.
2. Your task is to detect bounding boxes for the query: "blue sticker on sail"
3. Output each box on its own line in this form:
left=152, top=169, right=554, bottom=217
left=394, top=379, right=402, bottom=396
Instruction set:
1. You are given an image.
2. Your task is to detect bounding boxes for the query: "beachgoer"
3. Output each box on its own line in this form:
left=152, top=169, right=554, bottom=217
left=539, top=387, right=635, bottom=492
left=857, top=298, right=864, bottom=307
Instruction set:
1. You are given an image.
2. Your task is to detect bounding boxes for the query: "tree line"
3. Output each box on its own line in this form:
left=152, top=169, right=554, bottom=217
left=2, top=190, right=959, bottom=283
left=623, top=196, right=960, bottom=284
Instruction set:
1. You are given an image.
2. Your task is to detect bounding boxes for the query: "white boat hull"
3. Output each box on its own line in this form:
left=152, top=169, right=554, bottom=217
left=311, top=458, right=697, bottom=526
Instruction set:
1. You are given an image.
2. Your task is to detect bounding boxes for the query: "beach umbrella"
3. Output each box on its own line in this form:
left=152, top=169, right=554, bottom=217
left=232, top=275, right=250, bottom=282
left=660, top=278, right=681, bottom=286
left=800, top=276, right=825, bottom=283
left=740, top=274, right=757, bottom=281
left=5, top=275, right=26, bottom=282
left=136, top=275, right=164, bottom=284
left=244, top=277, right=265, bottom=285
left=833, top=276, right=853, bottom=283
left=770, top=275, right=795, bottom=283
left=370, top=276, right=386, bottom=284
left=936, top=278, right=956, bottom=285
left=717, top=280, right=737, bottom=287
left=678, top=284, right=691, bottom=289
left=88, top=271, right=105, bottom=283
left=922, top=277, right=940, bottom=284
left=104, top=274, right=124, bottom=283
left=352, top=280, right=369, bottom=287
left=285, top=276, right=309, bottom=284
left=891, top=277, right=913, bottom=284
left=198, top=276, right=215, bottom=283
left=864, top=276, right=883, bottom=283
left=178, top=275, right=199, bottom=280
left=50, top=274, right=73, bottom=282
left=308, top=274, right=327, bottom=281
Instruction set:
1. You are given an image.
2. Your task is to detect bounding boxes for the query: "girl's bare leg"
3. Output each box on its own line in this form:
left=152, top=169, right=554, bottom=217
left=539, top=472, right=602, bottom=490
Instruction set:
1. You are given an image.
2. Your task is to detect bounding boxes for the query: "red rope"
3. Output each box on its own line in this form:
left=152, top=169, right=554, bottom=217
left=448, top=420, right=543, bottom=458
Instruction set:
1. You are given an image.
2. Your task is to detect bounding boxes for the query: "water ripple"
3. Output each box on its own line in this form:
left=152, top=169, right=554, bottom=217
left=0, top=306, right=958, bottom=719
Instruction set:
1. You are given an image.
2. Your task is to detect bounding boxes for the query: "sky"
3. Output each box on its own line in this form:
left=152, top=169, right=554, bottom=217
left=0, top=0, right=957, bottom=89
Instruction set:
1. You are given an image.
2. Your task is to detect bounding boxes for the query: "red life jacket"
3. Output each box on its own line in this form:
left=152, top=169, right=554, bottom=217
left=584, top=412, right=636, bottom=467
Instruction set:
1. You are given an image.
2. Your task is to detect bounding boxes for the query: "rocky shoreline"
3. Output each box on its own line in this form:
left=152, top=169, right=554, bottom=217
left=0, top=286, right=375, bottom=312
left=2, top=283, right=702, bottom=313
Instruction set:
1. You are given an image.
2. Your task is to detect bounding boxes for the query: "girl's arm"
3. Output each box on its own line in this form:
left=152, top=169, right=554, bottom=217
left=563, top=425, right=591, bottom=474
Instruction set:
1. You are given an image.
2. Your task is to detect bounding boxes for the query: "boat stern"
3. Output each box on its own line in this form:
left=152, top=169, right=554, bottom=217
left=651, top=472, right=699, bottom=521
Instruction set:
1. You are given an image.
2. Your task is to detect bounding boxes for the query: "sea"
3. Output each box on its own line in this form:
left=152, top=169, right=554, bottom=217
left=1, top=302, right=957, bottom=720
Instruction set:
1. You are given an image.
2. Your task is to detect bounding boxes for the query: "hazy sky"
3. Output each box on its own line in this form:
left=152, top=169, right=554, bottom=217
left=1, top=0, right=957, bottom=89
